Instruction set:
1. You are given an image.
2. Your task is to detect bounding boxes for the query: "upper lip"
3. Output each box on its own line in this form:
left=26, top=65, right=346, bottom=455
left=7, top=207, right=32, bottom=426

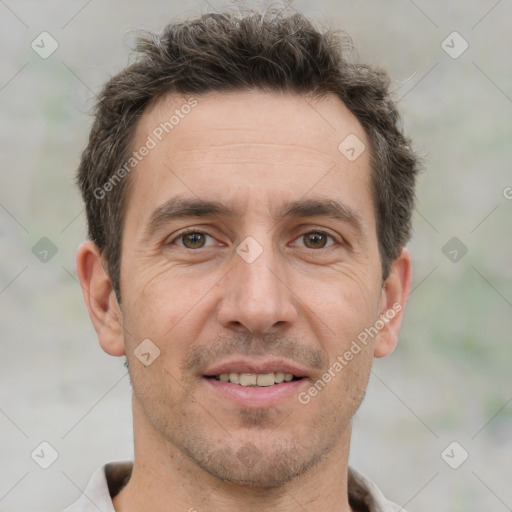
left=203, top=358, right=310, bottom=378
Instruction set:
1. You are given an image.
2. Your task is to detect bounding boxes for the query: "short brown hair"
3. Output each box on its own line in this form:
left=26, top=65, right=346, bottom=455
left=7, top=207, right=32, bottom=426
left=76, top=5, right=419, bottom=303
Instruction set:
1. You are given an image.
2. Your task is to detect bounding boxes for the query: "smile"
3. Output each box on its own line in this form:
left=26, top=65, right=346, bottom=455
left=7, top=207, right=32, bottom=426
left=206, top=372, right=301, bottom=387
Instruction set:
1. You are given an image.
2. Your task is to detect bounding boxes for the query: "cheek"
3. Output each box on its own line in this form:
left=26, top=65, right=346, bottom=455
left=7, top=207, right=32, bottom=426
left=124, top=260, right=187, bottom=322
left=301, top=272, right=380, bottom=342
left=121, top=259, right=219, bottom=358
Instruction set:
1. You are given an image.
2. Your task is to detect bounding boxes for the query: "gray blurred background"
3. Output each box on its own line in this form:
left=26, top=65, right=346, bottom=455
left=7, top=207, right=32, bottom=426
left=1, top=1, right=511, bottom=510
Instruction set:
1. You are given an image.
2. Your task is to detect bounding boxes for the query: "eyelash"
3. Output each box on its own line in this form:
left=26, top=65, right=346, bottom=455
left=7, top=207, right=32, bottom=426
left=169, top=228, right=340, bottom=249
left=170, top=229, right=217, bottom=248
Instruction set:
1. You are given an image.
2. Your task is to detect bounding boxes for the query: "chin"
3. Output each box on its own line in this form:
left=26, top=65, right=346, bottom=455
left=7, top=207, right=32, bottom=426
left=179, top=436, right=329, bottom=489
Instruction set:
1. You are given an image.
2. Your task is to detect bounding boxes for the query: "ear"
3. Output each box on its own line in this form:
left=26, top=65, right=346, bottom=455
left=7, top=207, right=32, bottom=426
left=75, top=240, right=126, bottom=357
left=373, top=247, right=413, bottom=358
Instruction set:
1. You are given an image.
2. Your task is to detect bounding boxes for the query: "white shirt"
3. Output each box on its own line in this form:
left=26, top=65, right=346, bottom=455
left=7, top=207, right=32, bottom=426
left=62, top=461, right=406, bottom=512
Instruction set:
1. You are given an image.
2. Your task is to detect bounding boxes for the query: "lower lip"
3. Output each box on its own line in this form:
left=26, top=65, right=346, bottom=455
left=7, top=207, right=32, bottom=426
left=203, top=377, right=308, bottom=408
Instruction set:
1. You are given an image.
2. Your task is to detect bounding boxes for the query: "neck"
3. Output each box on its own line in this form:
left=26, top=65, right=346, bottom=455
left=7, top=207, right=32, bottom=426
left=113, top=399, right=355, bottom=512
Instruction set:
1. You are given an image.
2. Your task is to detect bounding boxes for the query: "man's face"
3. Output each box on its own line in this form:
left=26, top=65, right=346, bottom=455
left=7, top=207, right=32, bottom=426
left=118, top=90, right=387, bottom=486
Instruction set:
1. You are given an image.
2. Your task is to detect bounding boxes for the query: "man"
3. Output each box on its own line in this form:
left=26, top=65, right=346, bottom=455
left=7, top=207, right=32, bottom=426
left=67, top=5, right=418, bottom=512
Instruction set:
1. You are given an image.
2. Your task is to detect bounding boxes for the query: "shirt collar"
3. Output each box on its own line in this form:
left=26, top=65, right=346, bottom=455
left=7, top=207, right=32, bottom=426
left=63, top=461, right=404, bottom=512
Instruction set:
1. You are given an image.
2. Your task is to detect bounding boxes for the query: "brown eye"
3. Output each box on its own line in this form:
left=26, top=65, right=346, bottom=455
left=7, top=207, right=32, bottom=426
left=178, top=232, right=208, bottom=249
left=302, top=232, right=331, bottom=249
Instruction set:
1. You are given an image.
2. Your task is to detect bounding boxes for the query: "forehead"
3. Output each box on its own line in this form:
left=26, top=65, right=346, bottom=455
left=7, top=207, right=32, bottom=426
left=139, top=89, right=367, bottom=155
left=126, top=89, right=374, bottom=232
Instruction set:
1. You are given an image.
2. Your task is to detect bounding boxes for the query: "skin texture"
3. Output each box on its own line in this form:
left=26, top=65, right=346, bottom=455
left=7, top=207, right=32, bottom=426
left=76, top=90, right=412, bottom=512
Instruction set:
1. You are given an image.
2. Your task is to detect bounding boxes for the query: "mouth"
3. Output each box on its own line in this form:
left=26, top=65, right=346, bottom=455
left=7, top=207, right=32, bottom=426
left=204, top=372, right=303, bottom=387
left=202, top=360, right=310, bottom=407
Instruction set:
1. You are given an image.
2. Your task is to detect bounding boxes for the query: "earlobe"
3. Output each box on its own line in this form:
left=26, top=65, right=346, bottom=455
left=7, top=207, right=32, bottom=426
left=75, top=241, right=126, bottom=357
left=373, top=247, right=413, bottom=358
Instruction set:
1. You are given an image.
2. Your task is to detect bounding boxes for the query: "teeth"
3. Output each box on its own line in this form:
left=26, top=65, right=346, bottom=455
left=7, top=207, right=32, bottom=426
left=239, top=373, right=257, bottom=386
left=256, top=373, right=275, bottom=387
left=214, top=372, right=297, bottom=386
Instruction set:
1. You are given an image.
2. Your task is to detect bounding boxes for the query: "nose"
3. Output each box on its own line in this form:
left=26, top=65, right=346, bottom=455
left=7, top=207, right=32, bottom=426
left=216, top=241, right=298, bottom=335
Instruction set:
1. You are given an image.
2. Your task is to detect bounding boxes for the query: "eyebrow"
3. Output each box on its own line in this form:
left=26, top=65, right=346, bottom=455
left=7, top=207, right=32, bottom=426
left=275, top=198, right=365, bottom=236
left=142, top=196, right=366, bottom=242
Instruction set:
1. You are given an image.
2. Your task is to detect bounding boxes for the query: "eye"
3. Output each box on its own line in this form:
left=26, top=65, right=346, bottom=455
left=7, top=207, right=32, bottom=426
left=171, top=230, right=216, bottom=249
left=292, top=230, right=338, bottom=249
